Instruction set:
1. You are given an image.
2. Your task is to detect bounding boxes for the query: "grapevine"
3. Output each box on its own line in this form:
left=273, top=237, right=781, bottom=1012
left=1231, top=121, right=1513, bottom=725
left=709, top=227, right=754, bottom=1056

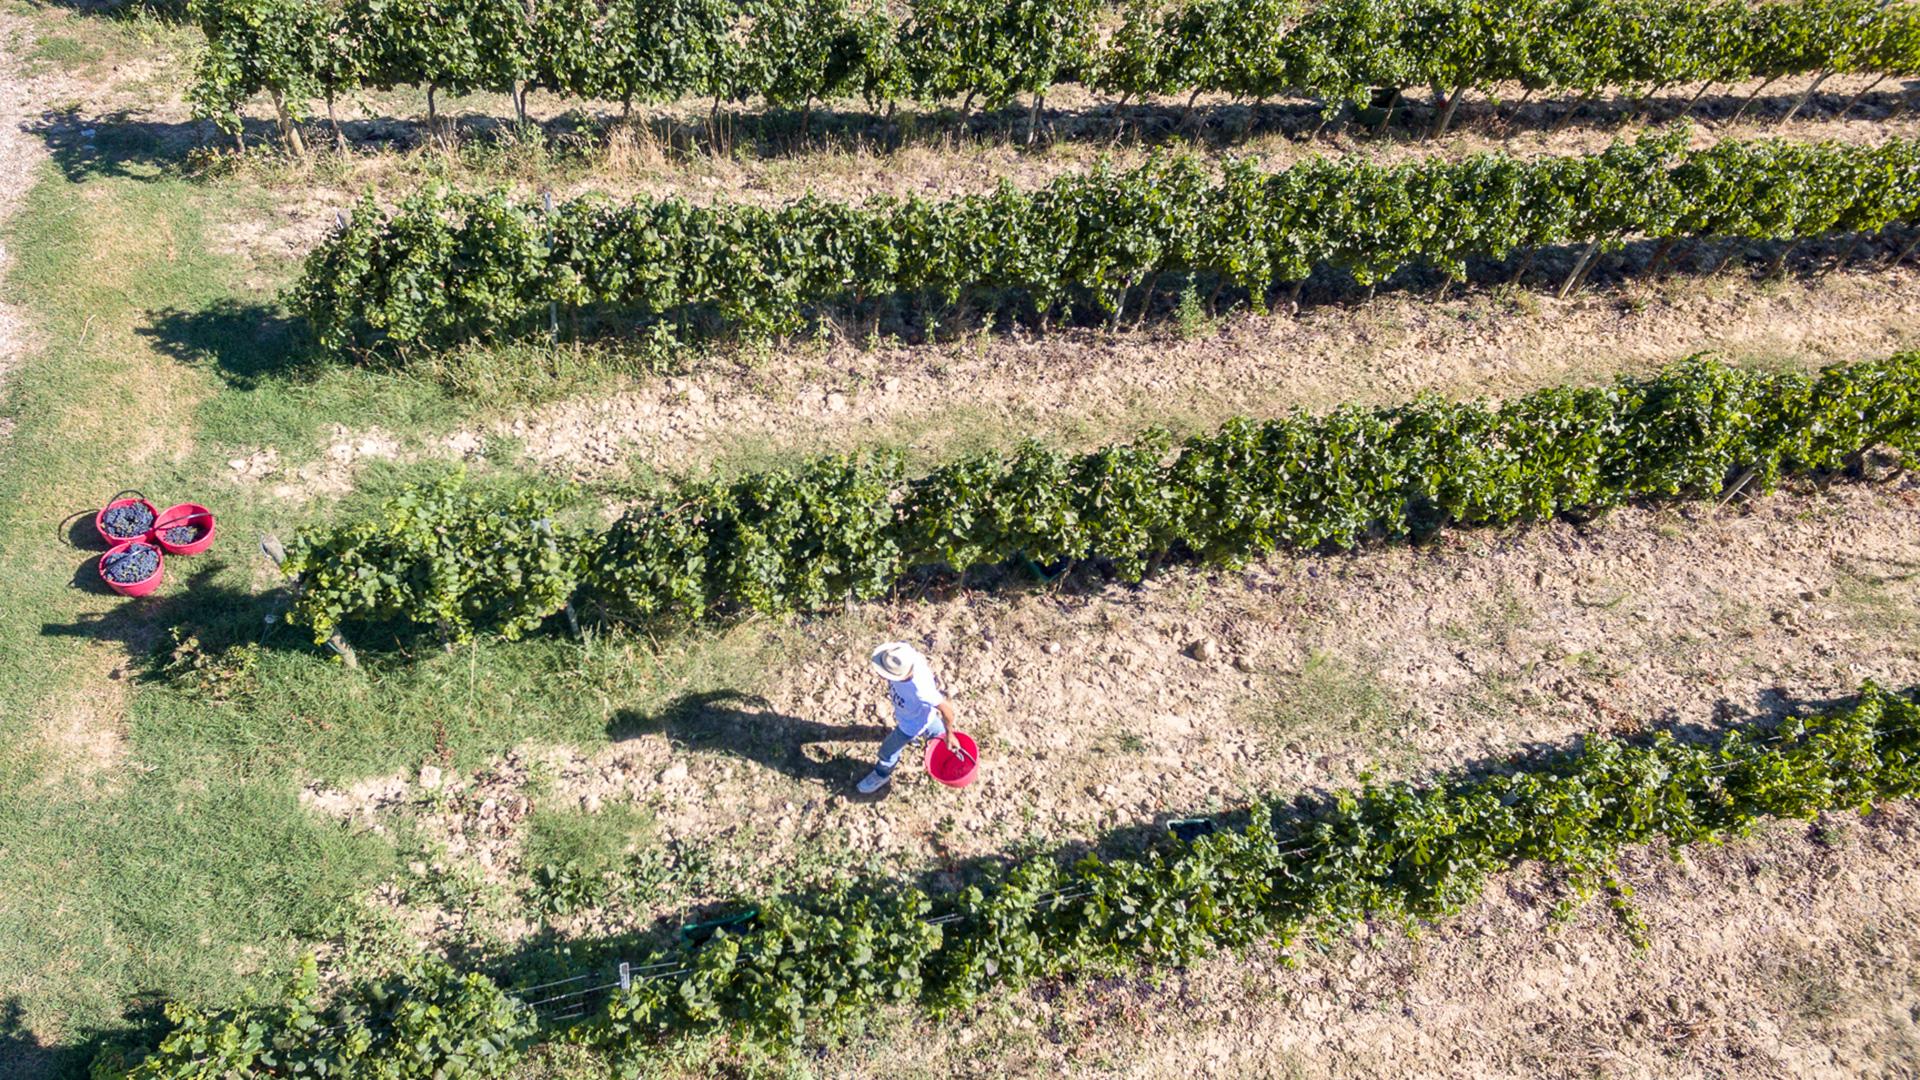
left=280, top=474, right=592, bottom=644
left=103, top=955, right=534, bottom=1080
left=185, top=0, right=1920, bottom=140
left=282, top=353, right=1920, bottom=646
left=105, top=681, right=1920, bottom=1075
left=292, top=132, right=1920, bottom=357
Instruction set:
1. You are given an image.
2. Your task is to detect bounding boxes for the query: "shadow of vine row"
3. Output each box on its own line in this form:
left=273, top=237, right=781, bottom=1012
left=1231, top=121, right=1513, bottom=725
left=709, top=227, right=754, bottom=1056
left=24, top=79, right=1920, bottom=186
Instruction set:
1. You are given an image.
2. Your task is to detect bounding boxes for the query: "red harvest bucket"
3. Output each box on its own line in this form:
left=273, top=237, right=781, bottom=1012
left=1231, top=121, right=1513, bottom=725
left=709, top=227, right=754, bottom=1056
left=99, top=541, right=165, bottom=597
left=154, top=503, right=217, bottom=556
left=95, top=494, right=159, bottom=547
left=926, top=731, right=980, bottom=789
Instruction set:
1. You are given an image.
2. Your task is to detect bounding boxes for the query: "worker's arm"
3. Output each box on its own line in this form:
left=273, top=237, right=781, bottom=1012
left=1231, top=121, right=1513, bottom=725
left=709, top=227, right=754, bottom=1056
left=937, top=698, right=959, bottom=753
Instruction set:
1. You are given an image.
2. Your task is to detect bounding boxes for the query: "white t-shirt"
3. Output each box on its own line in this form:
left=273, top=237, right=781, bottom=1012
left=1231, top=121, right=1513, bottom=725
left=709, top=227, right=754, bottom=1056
left=888, top=662, right=946, bottom=737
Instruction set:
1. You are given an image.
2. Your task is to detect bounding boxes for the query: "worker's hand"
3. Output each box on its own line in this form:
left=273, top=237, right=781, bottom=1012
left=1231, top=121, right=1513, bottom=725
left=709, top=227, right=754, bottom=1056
left=943, top=731, right=961, bottom=756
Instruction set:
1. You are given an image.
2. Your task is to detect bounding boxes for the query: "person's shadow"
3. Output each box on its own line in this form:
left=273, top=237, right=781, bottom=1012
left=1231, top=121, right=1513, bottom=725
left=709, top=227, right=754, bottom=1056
left=608, top=690, right=893, bottom=796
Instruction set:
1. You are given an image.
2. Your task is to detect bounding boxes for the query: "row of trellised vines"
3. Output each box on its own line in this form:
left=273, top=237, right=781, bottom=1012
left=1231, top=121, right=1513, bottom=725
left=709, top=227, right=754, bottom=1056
left=292, top=131, right=1920, bottom=358
left=276, top=353, right=1920, bottom=650
left=101, top=681, right=1920, bottom=1076
left=190, top=0, right=1920, bottom=147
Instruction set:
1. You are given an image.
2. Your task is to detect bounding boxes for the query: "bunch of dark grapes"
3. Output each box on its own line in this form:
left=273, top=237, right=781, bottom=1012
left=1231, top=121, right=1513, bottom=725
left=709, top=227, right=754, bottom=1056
left=101, top=502, right=155, bottom=539
left=103, top=543, right=160, bottom=584
left=163, top=523, right=202, bottom=546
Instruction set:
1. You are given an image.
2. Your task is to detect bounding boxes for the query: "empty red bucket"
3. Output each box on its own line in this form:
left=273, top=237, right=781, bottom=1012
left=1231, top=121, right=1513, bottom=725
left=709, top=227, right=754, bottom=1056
left=926, top=731, right=980, bottom=789
left=154, top=503, right=217, bottom=555
left=99, top=541, right=165, bottom=597
left=95, top=495, right=159, bottom=547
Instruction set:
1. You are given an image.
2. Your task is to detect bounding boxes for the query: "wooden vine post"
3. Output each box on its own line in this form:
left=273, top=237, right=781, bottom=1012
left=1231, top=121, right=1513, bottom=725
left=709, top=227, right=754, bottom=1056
left=544, top=190, right=559, bottom=342
left=263, top=533, right=358, bottom=669
left=1558, top=239, right=1601, bottom=298
left=268, top=90, right=307, bottom=156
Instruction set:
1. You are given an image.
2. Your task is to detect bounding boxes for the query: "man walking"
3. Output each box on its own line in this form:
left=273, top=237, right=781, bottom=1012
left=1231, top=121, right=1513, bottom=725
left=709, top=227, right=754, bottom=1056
left=858, top=641, right=960, bottom=794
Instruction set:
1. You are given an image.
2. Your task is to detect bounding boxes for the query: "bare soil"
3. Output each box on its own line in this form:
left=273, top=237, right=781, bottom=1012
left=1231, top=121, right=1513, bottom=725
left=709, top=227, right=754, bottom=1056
left=304, top=472, right=1920, bottom=968
left=472, top=262, right=1920, bottom=487
left=221, top=425, right=402, bottom=501
left=225, top=74, right=1920, bottom=207
left=0, top=8, right=140, bottom=782
left=225, top=245, right=1920, bottom=501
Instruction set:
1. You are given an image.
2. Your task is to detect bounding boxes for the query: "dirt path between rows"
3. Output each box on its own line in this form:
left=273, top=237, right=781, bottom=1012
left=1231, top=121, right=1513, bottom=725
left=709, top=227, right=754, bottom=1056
left=0, top=9, right=47, bottom=437
left=214, top=74, right=1920, bottom=221
left=455, top=264, right=1920, bottom=487
left=307, top=472, right=1920, bottom=965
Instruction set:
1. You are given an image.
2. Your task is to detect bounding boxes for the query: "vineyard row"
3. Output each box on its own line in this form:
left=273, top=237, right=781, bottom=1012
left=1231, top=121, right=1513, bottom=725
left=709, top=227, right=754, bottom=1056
left=106, top=681, right=1920, bottom=1076
left=279, top=354, right=1920, bottom=647
left=190, top=0, right=1920, bottom=142
left=293, top=130, right=1920, bottom=356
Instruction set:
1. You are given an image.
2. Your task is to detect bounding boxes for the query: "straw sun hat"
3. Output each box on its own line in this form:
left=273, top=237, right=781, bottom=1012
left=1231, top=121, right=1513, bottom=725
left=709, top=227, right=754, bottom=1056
left=870, top=641, right=924, bottom=681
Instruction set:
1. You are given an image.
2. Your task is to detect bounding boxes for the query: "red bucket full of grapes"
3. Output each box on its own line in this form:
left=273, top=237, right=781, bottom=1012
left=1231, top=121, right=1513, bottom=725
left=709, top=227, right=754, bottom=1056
left=99, top=541, right=165, bottom=597
left=96, top=491, right=158, bottom=547
left=154, top=503, right=217, bottom=556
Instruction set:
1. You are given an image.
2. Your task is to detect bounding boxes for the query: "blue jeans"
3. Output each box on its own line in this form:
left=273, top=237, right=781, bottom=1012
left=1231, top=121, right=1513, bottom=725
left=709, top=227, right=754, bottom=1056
left=874, top=716, right=947, bottom=776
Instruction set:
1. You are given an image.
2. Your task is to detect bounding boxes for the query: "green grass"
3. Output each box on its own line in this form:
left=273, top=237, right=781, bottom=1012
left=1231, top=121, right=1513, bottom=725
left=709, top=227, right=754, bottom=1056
left=1262, top=650, right=1409, bottom=747
left=0, top=127, right=845, bottom=1069
left=24, top=33, right=103, bottom=71
left=0, top=783, right=393, bottom=1072
left=1831, top=558, right=1920, bottom=640
left=1249, top=648, right=1424, bottom=776
left=0, top=160, right=402, bottom=1074
left=8, top=3, right=193, bottom=81
left=134, top=613, right=798, bottom=783
left=523, top=802, right=657, bottom=876
left=0, top=148, right=684, bottom=1074
left=415, top=337, right=684, bottom=406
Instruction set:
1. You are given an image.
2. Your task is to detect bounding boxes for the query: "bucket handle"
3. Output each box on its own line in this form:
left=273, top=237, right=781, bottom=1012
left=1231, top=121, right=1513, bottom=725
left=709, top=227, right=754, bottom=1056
left=101, top=541, right=159, bottom=575
left=57, top=509, right=93, bottom=548
left=155, top=508, right=214, bottom=532
left=64, top=491, right=154, bottom=548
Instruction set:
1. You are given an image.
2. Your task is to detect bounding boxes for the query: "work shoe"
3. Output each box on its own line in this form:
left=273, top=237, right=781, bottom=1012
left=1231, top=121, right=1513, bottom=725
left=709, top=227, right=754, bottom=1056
left=856, top=769, right=893, bottom=795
